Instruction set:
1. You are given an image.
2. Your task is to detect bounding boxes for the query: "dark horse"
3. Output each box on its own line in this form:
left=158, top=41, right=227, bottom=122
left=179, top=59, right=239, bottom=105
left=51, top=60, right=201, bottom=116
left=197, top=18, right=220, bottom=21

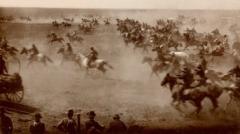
left=48, top=37, right=64, bottom=45
left=161, top=73, right=224, bottom=114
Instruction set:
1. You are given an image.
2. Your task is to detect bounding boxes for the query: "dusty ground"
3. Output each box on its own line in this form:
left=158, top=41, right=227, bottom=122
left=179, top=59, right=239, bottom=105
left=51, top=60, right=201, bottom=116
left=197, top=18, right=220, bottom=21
left=1, top=9, right=240, bottom=133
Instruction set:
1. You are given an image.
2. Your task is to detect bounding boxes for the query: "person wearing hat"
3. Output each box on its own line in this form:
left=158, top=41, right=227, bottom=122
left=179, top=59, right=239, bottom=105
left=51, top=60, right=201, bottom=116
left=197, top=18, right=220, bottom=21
left=29, top=113, right=45, bottom=134
left=228, top=65, right=240, bottom=78
left=195, top=64, right=207, bottom=87
left=0, top=107, right=13, bottom=134
left=0, top=54, right=8, bottom=75
left=85, top=111, right=104, bottom=134
left=87, top=47, right=98, bottom=67
left=66, top=43, right=73, bottom=54
left=57, top=109, right=77, bottom=134
left=107, top=114, right=127, bottom=134
left=177, top=66, right=194, bottom=100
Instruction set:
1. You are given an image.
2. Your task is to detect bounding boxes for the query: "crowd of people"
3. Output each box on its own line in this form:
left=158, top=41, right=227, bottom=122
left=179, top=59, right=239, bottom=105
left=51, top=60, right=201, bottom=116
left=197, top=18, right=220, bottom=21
left=1, top=107, right=129, bottom=134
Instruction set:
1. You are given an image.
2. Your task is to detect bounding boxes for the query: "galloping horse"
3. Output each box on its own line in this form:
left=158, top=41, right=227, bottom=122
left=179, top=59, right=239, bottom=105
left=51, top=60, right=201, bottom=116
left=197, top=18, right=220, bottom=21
left=142, top=56, right=170, bottom=77
left=57, top=47, right=79, bottom=66
left=76, top=52, right=113, bottom=74
left=48, top=37, right=64, bottom=45
left=161, top=73, right=224, bottom=114
left=20, top=47, right=53, bottom=66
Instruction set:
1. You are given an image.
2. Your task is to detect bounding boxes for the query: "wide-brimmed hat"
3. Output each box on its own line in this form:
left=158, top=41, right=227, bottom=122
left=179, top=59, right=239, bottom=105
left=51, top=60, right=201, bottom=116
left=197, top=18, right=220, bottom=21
left=87, top=111, right=96, bottom=117
left=35, top=113, right=42, bottom=119
left=113, top=114, right=120, bottom=120
left=66, top=109, right=74, bottom=115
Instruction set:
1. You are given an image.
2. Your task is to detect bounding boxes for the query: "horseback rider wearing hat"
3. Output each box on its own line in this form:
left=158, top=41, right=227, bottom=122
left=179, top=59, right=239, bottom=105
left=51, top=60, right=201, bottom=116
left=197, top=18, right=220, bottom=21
left=195, top=64, right=207, bottom=87
left=87, top=47, right=98, bottom=67
left=177, top=66, right=194, bottom=100
left=228, top=65, right=240, bottom=78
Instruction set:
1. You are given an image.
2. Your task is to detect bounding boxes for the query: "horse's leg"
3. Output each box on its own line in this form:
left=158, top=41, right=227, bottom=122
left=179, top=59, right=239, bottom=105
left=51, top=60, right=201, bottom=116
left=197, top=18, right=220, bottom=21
left=194, top=101, right=202, bottom=114
left=209, top=97, right=218, bottom=112
left=27, top=60, right=34, bottom=68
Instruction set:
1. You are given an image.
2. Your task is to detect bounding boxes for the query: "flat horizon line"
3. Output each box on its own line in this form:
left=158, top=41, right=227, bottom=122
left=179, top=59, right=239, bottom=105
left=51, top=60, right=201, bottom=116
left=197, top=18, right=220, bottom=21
left=1, top=6, right=240, bottom=11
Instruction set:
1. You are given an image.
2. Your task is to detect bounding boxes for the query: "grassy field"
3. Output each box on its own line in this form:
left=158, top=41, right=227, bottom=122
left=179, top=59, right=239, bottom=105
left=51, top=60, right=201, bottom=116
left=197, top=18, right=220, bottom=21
left=1, top=22, right=240, bottom=133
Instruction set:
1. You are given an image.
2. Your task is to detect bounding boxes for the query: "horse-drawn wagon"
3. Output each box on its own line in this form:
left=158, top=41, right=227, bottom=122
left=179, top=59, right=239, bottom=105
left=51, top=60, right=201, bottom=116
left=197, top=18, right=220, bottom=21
left=0, top=73, right=24, bottom=102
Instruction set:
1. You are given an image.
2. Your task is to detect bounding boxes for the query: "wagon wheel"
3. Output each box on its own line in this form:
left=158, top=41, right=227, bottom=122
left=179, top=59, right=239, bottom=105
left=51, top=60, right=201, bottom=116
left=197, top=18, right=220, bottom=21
left=5, top=90, right=24, bottom=102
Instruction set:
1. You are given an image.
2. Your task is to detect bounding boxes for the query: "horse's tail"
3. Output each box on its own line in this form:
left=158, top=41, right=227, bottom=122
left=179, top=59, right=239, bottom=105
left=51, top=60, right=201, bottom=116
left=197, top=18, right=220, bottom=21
left=104, top=61, right=114, bottom=70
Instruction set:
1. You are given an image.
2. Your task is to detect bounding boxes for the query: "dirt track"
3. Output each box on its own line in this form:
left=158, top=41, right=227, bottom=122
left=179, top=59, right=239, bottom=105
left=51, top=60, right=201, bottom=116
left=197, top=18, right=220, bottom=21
left=1, top=15, right=240, bottom=133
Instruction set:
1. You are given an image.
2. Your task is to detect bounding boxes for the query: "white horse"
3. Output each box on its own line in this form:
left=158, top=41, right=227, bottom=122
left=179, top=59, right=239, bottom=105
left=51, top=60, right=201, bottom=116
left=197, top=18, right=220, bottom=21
left=20, top=48, right=53, bottom=67
left=76, top=52, right=113, bottom=74
left=169, top=51, right=190, bottom=65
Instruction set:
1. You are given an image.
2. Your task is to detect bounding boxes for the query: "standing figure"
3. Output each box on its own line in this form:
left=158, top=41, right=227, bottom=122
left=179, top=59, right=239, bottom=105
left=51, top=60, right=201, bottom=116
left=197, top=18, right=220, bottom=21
left=57, top=109, right=77, bottom=134
left=0, top=55, right=8, bottom=75
left=85, top=111, right=104, bottom=134
left=0, top=108, right=13, bottom=134
left=107, top=114, right=127, bottom=134
left=29, top=113, right=45, bottom=134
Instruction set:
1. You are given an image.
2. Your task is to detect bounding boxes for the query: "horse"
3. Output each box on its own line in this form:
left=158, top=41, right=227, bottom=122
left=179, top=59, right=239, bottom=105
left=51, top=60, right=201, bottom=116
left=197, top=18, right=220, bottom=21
left=142, top=56, right=170, bottom=77
left=48, top=37, right=64, bottom=45
left=20, top=48, right=53, bottom=66
left=66, top=33, right=83, bottom=43
left=169, top=51, right=190, bottom=65
left=57, top=47, right=80, bottom=66
left=161, top=73, right=224, bottom=114
left=76, top=52, right=113, bottom=74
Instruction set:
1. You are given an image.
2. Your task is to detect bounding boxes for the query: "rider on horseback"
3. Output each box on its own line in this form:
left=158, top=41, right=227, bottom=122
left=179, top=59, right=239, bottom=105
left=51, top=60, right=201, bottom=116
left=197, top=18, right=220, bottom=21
left=0, top=55, right=8, bottom=75
left=228, top=65, right=240, bottom=78
left=0, top=37, right=9, bottom=50
left=195, top=64, right=207, bottom=87
left=66, top=43, right=73, bottom=53
left=177, top=66, right=194, bottom=101
left=152, top=45, right=169, bottom=62
left=29, top=44, right=39, bottom=60
left=87, top=47, right=98, bottom=67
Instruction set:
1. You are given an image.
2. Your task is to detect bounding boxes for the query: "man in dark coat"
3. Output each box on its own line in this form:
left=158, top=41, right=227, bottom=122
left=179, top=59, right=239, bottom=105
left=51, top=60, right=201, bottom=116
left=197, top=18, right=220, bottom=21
left=85, top=111, right=104, bottom=134
left=29, top=113, right=45, bottom=134
left=177, top=67, right=194, bottom=100
left=195, top=64, right=207, bottom=87
left=0, top=108, right=13, bottom=134
left=57, top=109, right=77, bottom=134
left=0, top=55, right=8, bottom=75
left=107, top=114, right=127, bottom=134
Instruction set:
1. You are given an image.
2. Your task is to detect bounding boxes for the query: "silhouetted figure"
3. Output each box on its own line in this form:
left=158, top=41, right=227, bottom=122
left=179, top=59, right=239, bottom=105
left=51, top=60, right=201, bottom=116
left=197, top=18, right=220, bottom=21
left=85, top=111, right=104, bottom=134
left=57, top=109, right=77, bottom=134
left=87, top=47, right=98, bottom=67
left=0, top=55, right=8, bottom=75
left=107, top=114, right=127, bottom=134
left=29, top=113, right=45, bottom=134
left=0, top=108, right=13, bottom=134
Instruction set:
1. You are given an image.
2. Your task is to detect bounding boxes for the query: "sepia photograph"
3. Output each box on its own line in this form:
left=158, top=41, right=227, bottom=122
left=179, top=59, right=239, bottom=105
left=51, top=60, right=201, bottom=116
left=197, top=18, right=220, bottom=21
left=0, top=0, right=240, bottom=133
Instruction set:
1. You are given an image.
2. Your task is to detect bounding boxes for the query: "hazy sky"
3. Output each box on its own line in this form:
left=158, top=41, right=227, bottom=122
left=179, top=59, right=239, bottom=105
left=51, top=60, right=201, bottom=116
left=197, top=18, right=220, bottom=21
left=0, top=0, right=240, bottom=9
